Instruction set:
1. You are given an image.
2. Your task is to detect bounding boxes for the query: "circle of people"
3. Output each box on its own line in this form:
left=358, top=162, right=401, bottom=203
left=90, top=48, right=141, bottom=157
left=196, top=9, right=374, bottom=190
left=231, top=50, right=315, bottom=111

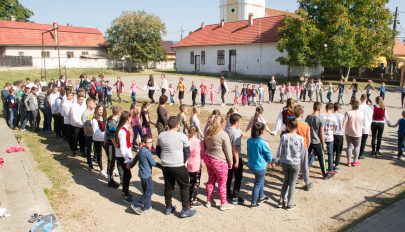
left=1, top=74, right=404, bottom=218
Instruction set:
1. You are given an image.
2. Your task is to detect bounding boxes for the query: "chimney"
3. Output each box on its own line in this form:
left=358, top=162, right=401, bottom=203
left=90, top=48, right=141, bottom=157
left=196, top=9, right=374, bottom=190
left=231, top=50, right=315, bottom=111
left=201, top=22, right=205, bottom=29
left=248, top=13, right=254, bottom=26
left=52, top=22, right=58, bottom=29
left=220, top=19, right=225, bottom=27
left=10, top=15, right=16, bottom=21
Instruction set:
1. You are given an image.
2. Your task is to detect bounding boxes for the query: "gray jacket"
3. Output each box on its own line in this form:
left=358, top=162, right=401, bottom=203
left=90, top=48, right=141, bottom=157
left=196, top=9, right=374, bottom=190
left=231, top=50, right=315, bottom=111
left=24, top=93, right=38, bottom=111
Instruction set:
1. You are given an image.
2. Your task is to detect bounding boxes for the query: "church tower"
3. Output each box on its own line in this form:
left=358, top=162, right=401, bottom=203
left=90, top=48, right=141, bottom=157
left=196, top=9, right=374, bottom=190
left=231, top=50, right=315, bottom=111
left=219, top=0, right=266, bottom=22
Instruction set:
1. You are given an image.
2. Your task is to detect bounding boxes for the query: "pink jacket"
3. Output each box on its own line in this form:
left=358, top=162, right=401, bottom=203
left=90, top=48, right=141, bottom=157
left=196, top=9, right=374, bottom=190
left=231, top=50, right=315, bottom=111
left=186, top=137, right=204, bottom=173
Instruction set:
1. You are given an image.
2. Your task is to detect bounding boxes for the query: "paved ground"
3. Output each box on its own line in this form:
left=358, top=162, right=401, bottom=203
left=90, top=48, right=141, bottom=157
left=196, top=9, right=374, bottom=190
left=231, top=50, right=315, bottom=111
left=347, top=199, right=405, bottom=232
left=0, top=118, right=61, bottom=231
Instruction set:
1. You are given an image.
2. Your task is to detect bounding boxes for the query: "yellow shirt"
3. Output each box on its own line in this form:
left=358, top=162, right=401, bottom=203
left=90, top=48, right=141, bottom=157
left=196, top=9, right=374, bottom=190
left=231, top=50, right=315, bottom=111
left=178, top=82, right=185, bottom=92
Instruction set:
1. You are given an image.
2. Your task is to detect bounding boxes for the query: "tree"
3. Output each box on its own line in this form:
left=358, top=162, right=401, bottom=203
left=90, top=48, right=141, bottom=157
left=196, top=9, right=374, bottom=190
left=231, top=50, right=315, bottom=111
left=106, top=11, right=167, bottom=66
left=277, top=0, right=393, bottom=80
left=0, top=0, right=33, bottom=21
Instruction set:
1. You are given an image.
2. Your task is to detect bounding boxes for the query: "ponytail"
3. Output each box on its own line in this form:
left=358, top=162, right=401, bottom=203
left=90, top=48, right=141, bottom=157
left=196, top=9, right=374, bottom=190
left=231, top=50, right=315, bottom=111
left=114, top=111, right=130, bottom=144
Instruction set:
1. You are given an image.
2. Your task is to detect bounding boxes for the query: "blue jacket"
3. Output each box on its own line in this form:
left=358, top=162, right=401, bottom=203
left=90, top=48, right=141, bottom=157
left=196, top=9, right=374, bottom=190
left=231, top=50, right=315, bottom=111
left=130, top=147, right=156, bottom=179
left=247, top=136, right=272, bottom=171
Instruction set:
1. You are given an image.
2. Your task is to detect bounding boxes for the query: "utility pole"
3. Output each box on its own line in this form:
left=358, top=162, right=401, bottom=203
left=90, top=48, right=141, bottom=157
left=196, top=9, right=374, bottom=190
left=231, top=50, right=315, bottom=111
left=389, top=7, right=399, bottom=76
left=180, top=26, right=186, bottom=40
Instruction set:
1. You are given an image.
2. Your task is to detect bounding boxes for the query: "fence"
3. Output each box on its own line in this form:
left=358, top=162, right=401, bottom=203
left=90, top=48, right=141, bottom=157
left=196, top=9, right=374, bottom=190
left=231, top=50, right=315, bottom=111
left=0, top=56, right=33, bottom=68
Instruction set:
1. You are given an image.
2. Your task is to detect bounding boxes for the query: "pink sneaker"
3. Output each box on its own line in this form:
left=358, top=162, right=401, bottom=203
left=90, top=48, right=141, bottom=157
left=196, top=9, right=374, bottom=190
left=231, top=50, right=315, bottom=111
left=353, top=161, right=360, bottom=166
left=347, top=162, right=352, bottom=167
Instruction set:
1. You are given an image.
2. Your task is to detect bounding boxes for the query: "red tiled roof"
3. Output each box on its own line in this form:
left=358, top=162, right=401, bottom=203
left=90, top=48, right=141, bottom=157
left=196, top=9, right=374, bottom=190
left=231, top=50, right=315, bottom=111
left=0, top=20, right=105, bottom=47
left=394, top=39, right=405, bottom=56
left=161, top=41, right=176, bottom=54
left=265, top=8, right=298, bottom=18
left=173, top=15, right=286, bottom=48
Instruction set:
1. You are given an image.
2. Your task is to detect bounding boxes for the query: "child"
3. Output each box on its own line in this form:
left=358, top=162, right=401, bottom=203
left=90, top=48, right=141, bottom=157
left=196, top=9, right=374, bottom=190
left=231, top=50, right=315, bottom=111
left=307, top=79, right=315, bottom=102
left=190, top=106, right=203, bottom=138
left=115, top=111, right=133, bottom=203
left=92, top=104, right=108, bottom=178
left=251, top=85, right=258, bottom=106
left=300, top=77, right=308, bottom=102
left=130, top=81, right=141, bottom=103
left=315, top=79, right=324, bottom=103
left=258, top=84, right=265, bottom=106
left=247, top=122, right=272, bottom=207
left=226, top=113, right=246, bottom=205
left=350, top=79, right=359, bottom=102
left=388, top=110, right=405, bottom=159
left=189, top=81, right=198, bottom=106
left=130, top=104, right=143, bottom=149
left=274, top=119, right=306, bottom=210
left=365, top=80, right=376, bottom=104
left=320, top=103, right=337, bottom=176
left=130, top=137, right=160, bottom=214
left=232, top=85, right=240, bottom=106
left=187, top=126, right=204, bottom=208
left=209, top=84, right=217, bottom=105
left=141, top=102, right=152, bottom=138
left=6, top=88, right=17, bottom=129
left=279, top=84, right=286, bottom=104
left=285, top=82, right=293, bottom=100
left=241, top=84, right=248, bottom=106
left=333, top=103, right=344, bottom=170
left=200, top=81, right=207, bottom=107
left=247, top=84, right=253, bottom=105
left=105, top=81, right=113, bottom=108
left=294, top=82, right=302, bottom=103
left=177, top=77, right=186, bottom=105
left=337, top=79, right=346, bottom=105
left=379, top=82, right=387, bottom=100
left=326, top=82, right=333, bottom=103
left=114, top=77, right=124, bottom=103
left=168, top=84, right=176, bottom=105
left=177, top=104, right=189, bottom=135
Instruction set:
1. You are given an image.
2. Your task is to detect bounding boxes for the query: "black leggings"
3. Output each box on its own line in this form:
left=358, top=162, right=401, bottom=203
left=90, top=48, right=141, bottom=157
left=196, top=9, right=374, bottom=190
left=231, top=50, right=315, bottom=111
left=117, top=157, right=132, bottom=196
left=367, top=94, right=372, bottom=104
left=93, top=141, right=103, bottom=170
left=371, top=122, right=384, bottom=153
left=300, top=90, right=306, bottom=102
left=402, top=93, right=405, bottom=107
left=148, top=90, right=155, bottom=103
left=189, top=170, right=201, bottom=202
left=221, top=91, right=226, bottom=104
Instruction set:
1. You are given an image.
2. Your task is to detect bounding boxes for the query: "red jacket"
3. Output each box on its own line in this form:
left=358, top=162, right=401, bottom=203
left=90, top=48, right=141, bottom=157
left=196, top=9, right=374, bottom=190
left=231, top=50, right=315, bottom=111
left=114, top=81, right=124, bottom=93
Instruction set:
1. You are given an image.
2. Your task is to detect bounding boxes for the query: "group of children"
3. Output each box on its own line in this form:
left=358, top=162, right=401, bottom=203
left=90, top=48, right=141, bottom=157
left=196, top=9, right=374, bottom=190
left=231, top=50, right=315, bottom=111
left=2, top=73, right=403, bottom=219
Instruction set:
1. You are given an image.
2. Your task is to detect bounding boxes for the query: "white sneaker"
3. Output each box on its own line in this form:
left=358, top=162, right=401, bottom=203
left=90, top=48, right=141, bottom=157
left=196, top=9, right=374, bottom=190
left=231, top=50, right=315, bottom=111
left=113, top=169, right=119, bottom=177
left=220, top=203, right=234, bottom=211
left=100, top=170, right=108, bottom=178
left=221, top=103, right=226, bottom=106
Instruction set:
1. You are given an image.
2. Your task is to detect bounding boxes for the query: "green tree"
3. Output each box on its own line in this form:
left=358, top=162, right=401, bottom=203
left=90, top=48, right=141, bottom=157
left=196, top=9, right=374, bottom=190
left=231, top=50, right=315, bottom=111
left=277, top=0, right=393, bottom=80
left=106, top=11, right=167, bottom=66
left=0, top=0, right=33, bottom=21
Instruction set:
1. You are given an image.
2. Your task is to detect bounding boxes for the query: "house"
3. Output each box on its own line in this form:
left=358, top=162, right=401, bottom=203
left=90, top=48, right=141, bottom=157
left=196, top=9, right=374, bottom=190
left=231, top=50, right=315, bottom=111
left=148, top=41, right=177, bottom=70
left=173, top=0, right=322, bottom=77
left=0, top=20, right=114, bottom=70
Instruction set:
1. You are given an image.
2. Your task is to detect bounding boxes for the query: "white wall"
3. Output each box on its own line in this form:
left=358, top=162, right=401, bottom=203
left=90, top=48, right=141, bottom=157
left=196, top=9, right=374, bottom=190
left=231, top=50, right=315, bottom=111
left=175, top=43, right=323, bottom=77
left=2, top=46, right=115, bottom=69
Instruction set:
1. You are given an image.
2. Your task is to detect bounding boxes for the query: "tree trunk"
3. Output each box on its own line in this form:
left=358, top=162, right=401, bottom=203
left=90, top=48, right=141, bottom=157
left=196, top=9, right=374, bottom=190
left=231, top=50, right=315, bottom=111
left=339, top=67, right=343, bottom=80
left=344, top=67, right=351, bottom=82
left=358, top=67, right=362, bottom=78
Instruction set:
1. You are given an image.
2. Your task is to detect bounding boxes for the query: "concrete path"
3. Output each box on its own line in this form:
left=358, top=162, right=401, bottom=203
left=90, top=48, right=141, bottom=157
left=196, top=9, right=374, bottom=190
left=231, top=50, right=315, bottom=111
left=347, top=199, right=405, bottom=232
left=0, top=118, right=61, bottom=231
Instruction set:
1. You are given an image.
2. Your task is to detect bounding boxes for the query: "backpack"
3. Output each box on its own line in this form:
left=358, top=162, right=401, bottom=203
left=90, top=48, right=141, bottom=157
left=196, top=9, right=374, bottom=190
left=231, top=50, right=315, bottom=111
left=96, top=85, right=102, bottom=94
left=282, top=107, right=295, bottom=124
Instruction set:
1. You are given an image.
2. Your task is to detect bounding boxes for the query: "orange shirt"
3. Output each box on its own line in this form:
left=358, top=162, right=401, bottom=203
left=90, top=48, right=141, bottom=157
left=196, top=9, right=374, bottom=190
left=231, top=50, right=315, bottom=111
left=296, top=120, right=310, bottom=149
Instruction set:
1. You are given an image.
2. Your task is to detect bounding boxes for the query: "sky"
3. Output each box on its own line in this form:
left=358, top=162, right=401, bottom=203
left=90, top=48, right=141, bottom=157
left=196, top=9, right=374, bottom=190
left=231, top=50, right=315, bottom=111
left=19, top=0, right=405, bottom=41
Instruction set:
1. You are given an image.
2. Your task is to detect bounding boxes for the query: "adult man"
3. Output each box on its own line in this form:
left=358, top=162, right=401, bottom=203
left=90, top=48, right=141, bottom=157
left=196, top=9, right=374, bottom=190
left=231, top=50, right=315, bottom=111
left=359, top=94, right=373, bottom=159
left=225, top=113, right=244, bottom=204
left=267, top=76, right=277, bottom=103
left=69, top=94, right=86, bottom=156
left=156, top=116, right=196, bottom=218
left=306, top=102, right=333, bottom=179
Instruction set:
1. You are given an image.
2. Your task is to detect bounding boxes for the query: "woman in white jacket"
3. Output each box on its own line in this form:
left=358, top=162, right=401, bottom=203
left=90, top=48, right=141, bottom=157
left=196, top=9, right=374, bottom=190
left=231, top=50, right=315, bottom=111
left=92, top=104, right=107, bottom=178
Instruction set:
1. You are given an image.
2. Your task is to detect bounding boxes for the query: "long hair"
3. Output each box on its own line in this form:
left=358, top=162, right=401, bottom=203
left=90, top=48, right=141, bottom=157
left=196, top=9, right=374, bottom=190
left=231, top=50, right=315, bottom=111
left=207, top=116, right=224, bottom=139
left=375, top=96, right=385, bottom=110
left=94, top=103, right=107, bottom=121
left=254, top=106, right=264, bottom=123
left=114, top=111, right=131, bottom=143
left=286, top=98, right=295, bottom=111
left=148, top=74, right=154, bottom=87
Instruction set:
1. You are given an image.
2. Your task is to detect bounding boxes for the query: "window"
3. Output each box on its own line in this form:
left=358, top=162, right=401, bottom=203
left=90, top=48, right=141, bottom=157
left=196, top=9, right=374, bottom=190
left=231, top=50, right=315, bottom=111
left=201, top=51, right=205, bottom=65
left=190, top=51, right=194, bottom=64
left=18, top=52, right=24, bottom=56
left=41, top=51, right=50, bottom=58
left=217, top=50, right=225, bottom=65
left=230, top=8, right=235, bottom=13
left=67, top=51, right=74, bottom=58
left=81, top=51, right=89, bottom=56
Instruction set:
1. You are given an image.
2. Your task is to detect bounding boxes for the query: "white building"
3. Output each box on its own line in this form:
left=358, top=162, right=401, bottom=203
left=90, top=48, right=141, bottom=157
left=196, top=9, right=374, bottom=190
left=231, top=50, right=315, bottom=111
left=173, top=0, right=322, bottom=77
left=0, top=20, right=114, bottom=70
left=148, top=41, right=177, bottom=70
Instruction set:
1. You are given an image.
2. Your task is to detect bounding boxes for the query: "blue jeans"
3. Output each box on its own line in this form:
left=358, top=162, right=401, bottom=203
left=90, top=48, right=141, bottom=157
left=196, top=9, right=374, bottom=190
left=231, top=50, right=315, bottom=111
left=251, top=168, right=266, bottom=205
left=169, top=95, right=174, bottom=104
left=325, top=141, right=334, bottom=172
left=21, top=110, right=31, bottom=129
left=398, top=134, right=405, bottom=158
left=131, top=92, right=137, bottom=103
left=132, top=126, right=142, bottom=145
left=8, top=108, right=17, bottom=128
left=134, top=176, right=153, bottom=209
left=327, top=92, right=332, bottom=103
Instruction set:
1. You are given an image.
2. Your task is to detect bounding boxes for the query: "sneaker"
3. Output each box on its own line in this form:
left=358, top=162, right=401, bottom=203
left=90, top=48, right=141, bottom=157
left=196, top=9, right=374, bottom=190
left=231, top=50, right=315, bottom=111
left=143, top=207, right=152, bottom=213
left=180, top=209, right=196, bottom=218
left=323, top=172, right=334, bottom=180
left=304, top=182, right=313, bottom=191
left=286, top=204, right=297, bottom=211
left=277, top=201, right=285, bottom=208
left=205, top=201, right=215, bottom=208
left=190, top=201, right=203, bottom=208
left=131, top=205, right=143, bottom=215
left=237, top=196, right=245, bottom=205
left=333, top=166, right=340, bottom=171
left=352, top=161, right=360, bottom=166
left=221, top=103, right=226, bottom=106
left=20, top=128, right=26, bottom=132
left=258, top=196, right=269, bottom=204
left=250, top=203, right=261, bottom=208
left=164, top=206, right=176, bottom=215
left=358, top=156, right=365, bottom=160
left=220, top=203, right=234, bottom=211
left=122, top=194, right=134, bottom=204
left=107, top=180, right=120, bottom=189
left=100, top=170, right=108, bottom=178
left=347, top=162, right=352, bottom=167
